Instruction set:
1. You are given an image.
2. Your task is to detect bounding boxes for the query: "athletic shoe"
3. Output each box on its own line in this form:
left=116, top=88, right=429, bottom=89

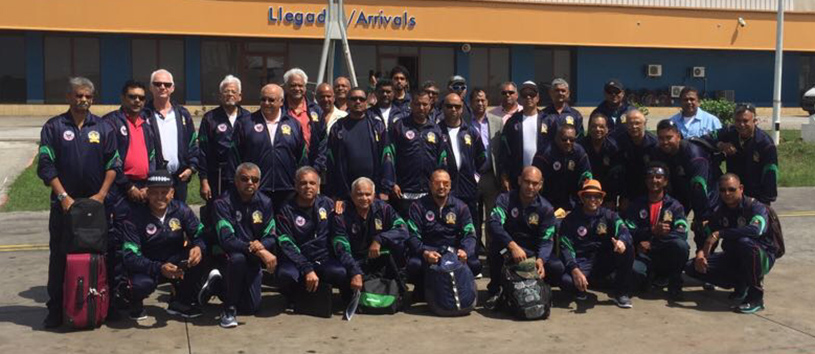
left=652, top=276, right=669, bottom=288
left=219, top=307, right=238, bottom=328
left=166, top=301, right=203, bottom=319
left=728, top=287, right=748, bottom=301
left=43, top=311, right=63, bottom=328
left=484, top=290, right=502, bottom=310
left=129, top=305, right=148, bottom=321
left=702, top=283, right=716, bottom=291
left=737, top=301, right=764, bottom=314
left=613, top=295, right=633, bottom=309
left=575, top=292, right=588, bottom=301
left=198, top=269, right=223, bottom=306
left=475, top=272, right=483, bottom=279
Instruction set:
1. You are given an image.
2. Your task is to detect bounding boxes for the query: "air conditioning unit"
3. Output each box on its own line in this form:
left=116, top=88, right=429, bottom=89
left=671, top=86, right=685, bottom=98
left=647, top=64, right=662, bottom=77
left=693, top=66, right=706, bottom=78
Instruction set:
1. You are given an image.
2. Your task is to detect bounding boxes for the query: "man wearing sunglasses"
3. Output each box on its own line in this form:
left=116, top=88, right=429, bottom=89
left=555, top=179, right=635, bottom=308
left=228, top=84, right=308, bottom=208
left=499, top=81, right=547, bottom=192
left=541, top=78, right=584, bottom=141
left=368, top=79, right=408, bottom=130
left=444, top=75, right=473, bottom=125
left=623, top=162, right=690, bottom=300
left=700, top=103, right=777, bottom=205
left=685, top=173, right=776, bottom=314
left=324, top=87, right=393, bottom=201
left=591, top=79, right=634, bottom=138
left=488, top=81, right=521, bottom=124
left=145, top=69, right=199, bottom=203
left=421, top=80, right=443, bottom=123
left=533, top=124, right=592, bottom=213
left=208, top=162, right=278, bottom=327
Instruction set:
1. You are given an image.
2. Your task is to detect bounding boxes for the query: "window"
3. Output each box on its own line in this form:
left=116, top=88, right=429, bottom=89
left=419, top=46, right=454, bottom=93
left=201, top=40, right=238, bottom=104
left=0, top=35, right=26, bottom=103
left=469, top=46, right=510, bottom=102
left=132, top=38, right=186, bottom=103
left=44, top=35, right=100, bottom=103
left=240, top=41, right=286, bottom=101
left=534, top=47, right=573, bottom=106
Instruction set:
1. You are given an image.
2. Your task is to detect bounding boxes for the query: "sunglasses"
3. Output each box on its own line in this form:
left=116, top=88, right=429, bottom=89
left=520, top=93, right=537, bottom=99
left=719, top=187, right=738, bottom=193
left=445, top=104, right=463, bottom=109
left=501, top=90, right=516, bottom=96
left=560, top=137, right=576, bottom=143
left=451, top=85, right=467, bottom=91
left=349, top=96, right=367, bottom=102
left=239, top=175, right=260, bottom=184
left=126, top=94, right=145, bottom=101
left=152, top=82, right=173, bottom=88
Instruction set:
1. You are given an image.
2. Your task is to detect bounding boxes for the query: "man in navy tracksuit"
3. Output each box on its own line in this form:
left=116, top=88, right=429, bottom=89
left=701, top=104, right=778, bottom=205
left=406, top=170, right=480, bottom=298
left=438, top=93, right=487, bottom=234
left=368, top=79, right=409, bottom=130
left=391, top=65, right=413, bottom=113
left=590, top=79, right=634, bottom=138
left=617, top=109, right=658, bottom=208
left=652, top=119, right=719, bottom=224
left=533, top=124, right=592, bottom=212
left=332, top=177, right=409, bottom=290
left=210, top=162, right=278, bottom=327
left=38, top=77, right=119, bottom=328
left=228, top=84, right=308, bottom=208
left=121, top=170, right=206, bottom=320
left=387, top=91, right=447, bottom=216
left=624, top=162, right=690, bottom=299
left=485, top=166, right=557, bottom=308
left=324, top=88, right=394, bottom=201
left=685, top=173, right=776, bottom=313
left=145, top=69, right=198, bottom=202
left=556, top=179, right=635, bottom=308
left=541, top=78, right=584, bottom=140
left=499, top=81, right=548, bottom=191
left=197, top=75, right=252, bottom=200
left=275, top=167, right=348, bottom=302
left=578, top=113, right=623, bottom=208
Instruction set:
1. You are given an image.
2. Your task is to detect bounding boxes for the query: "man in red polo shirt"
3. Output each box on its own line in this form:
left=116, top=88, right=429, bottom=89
left=282, top=68, right=322, bottom=152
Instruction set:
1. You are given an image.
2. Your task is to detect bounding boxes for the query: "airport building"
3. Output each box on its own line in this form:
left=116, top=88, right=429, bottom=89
left=1, top=0, right=815, bottom=107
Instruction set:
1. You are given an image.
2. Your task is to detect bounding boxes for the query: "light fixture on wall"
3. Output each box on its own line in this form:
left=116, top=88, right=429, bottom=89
left=738, top=17, right=747, bottom=27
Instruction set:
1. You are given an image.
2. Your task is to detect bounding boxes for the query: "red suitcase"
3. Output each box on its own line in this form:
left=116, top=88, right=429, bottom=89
left=63, top=253, right=109, bottom=329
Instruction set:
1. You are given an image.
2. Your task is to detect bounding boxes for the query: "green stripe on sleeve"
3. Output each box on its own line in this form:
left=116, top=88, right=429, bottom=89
left=407, top=220, right=420, bottom=239
left=542, top=226, right=555, bottom=241
left=39, top=145, right=56, bottom=162
left=751, top=215, right=767, bottom=235
left=278, top=234, right=301, bottom=253
left=762, top=164, right=779, bottom=179
left=333, top=235, right=352, bottom=253
left=123, top=241, right=142, bottom=256
left=393, top=218, right=406, bottom=227
left=105, top=150, right=121, bottom=170
left=189, top=132, right=198, bottom=148
left=561, top=237, right=576, bottom=257
left=614, top=218, right=624, bottom=236
left=192, top=223, right=204, bottom=239
left=262, top=219, right=276, bottom=238
left=216, top=219, right=235, bottom=235
left=491, top=207, right=507, bottom=225
left=463, top=222, right=475, bottom=235
left=691, top=176, right=708, bottom=195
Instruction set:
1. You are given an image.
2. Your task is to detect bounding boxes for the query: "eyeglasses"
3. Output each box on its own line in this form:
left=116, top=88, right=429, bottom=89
left=501, top=90, right=516, bottom=96
left=126, top=94, right=145, bottom=101
left=719, top=187, right=738, bottom=193
left=152, top=82, right=173, bottom=88
left=239, top=175, right=260, bottom=184
left=605, top=89, right=622, bottom=95
left=445, top=104, right=463, bottom=110
left=349, top=96, right=367, bottom=102
left=451, top=84, right=467, bottom=91
left=260, top=97, right=278, bottom=103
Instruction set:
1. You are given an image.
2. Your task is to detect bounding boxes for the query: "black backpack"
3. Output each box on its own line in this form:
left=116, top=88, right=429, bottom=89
left=500, top=257, right=552, bottom=320
left=66, top=198, right=108, bottom=254
left=746, top=198, right=785, bottom=259
left=359, top=254, right=406, bottom=314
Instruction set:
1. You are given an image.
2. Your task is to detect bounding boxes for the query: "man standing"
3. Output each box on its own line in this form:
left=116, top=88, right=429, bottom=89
left=421, top=81, right=443, bottom=123
left=685, top=174, right=777, bottom=313
left=499, top=81, right=547, bottom=191
left=316, top=82, right=347, bottom=135
left=229, top=84, right=308, bottom=207
left=471, top=88, right=504, bottom=250
left=533, top=124, right=592, bottom=212
left=702, top=103, right=778, bottom=205
left=387, top=91, right=447, bottom=216
left=368, top=79, right=407, bottom=130
left=669, top=87, right=722, bottom=138
left=617, top=109, right=658, bottom=210
left=324, top=87, right=393, bottom=201
left=624, top=162, right=690, bottom=300
left=145, top=69, right=198, bottom=202
left=406, top=170, right=480, bottom=298
left=556, top=180, right=634, bottom=308
left=541, top=78, right=584, bottom=139
left=577, top=113, right=623, bottom=209
left=282, top=68, right=322, bottom=151
left=445, top=75, right=473, bottom=124
left=333, top=76, right=351, bottom=111
left=591, top=79, right=634, bottom=136
left=198, top=75, right=251, bottom=201
left=390, top=65, right=412, bottom=113
left=210, top=162, right=278, bottom=327
left=485, top=167, right=557, bottom=308
left=39, top=77, right=119, bottom=328
left=488, top=81, right=521, bottom=124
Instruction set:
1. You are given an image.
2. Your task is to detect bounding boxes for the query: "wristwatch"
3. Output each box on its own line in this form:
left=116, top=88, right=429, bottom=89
left=57, top=192, right=69, bottom=202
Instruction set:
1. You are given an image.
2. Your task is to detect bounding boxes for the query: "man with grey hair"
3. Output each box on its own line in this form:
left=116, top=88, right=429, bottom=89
left=283, top=68, right=322, bottom=152
left=228, top=84, right=308, bottom=208
left=145, top=69, right=199, bottom=202
left=332, top=177, right=409, bottom=290
left=333, top=76, right=351, bottom=111
left=38, top=77, right=120, bottom=327
left=541, top=78, right=584, bottom=140
left=207, top=161, right=278, bottom=327
left=198, top=75, right=251, bottom=201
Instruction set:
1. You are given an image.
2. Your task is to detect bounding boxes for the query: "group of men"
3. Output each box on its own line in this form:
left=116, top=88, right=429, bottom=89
left=39, top=65, right=780, bottom=329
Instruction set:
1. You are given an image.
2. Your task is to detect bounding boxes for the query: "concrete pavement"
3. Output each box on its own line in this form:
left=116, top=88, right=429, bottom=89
left=1, top=189, right=815, bottom=353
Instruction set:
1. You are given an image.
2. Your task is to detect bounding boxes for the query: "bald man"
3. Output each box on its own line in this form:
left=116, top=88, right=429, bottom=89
left=334, top=76, right=351, bottom=111
left=484, top=166, right=558, bottom=308
left=316, top=83, right=347, bottom=134
left=228, top=84, right=309, bottom=207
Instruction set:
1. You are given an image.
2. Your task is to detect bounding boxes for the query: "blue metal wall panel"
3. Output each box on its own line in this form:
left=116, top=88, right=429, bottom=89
left=100, top=35, right=131, bottom=104
left=511, top=45, right=535, bottom=85
left=456, top=48, right=470, bottom=82
left=25, top=32, right=44, bottom=103
left=185, top=37, right=202, bottom=104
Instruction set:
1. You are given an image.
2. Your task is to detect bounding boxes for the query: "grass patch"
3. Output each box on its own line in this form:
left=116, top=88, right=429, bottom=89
left=2, top=159, right=203, bottom=212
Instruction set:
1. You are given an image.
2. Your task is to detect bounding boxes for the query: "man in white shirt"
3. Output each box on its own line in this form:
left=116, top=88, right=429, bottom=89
left=499, top=81, right=544, bottom=191
left=488, top=81, right=521, bottom=124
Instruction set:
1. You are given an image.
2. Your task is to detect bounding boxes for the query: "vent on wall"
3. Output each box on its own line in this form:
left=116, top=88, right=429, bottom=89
left=693, top=66, right=706, bottom=78
left=671, top=86, right=684, bottom=98
left=647, top=64, right=662, bottom=77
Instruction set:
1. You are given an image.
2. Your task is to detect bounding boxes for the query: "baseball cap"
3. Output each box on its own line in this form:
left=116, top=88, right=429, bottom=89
left=448, top=75, right=467, bottom=86
left=604, top=79, right=624, bottom=93
left=146, top=170, right=174, bottom=188
left=519, top=81, right=539, bottom=94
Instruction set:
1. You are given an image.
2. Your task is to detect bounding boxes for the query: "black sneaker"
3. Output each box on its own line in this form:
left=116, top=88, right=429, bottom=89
left=668, top=287, right=685, bottom=301
left=737, top=301, right=764, bottom=314
left=166, top=301, right=203, bottom=319
left=129, top=305, right=148, bottom=321
left=575, top=292, right=588, bottom=301
left=613, top=294, right=633, bottom=309
left=484, top=290, right=502, bottom=310
left=43, top=311, right=62, bottom=328
left=728, top=287, right=748, bottom=302
left=198, top=269, right=223, bottom=306
left=702, top=283, right=716, bottom=291
left=652, top=276, right=669, bottom=288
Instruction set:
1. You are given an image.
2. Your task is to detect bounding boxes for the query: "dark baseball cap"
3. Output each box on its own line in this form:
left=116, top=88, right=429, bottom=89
left=604, top=79, right=624, bottom=93
left=146, top=170, right=174, bottom=188
left=519, top=81, right=539, bottom=94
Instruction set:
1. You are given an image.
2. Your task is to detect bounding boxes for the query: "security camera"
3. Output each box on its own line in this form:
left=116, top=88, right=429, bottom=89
left=738, top=17, right=747, bottom=27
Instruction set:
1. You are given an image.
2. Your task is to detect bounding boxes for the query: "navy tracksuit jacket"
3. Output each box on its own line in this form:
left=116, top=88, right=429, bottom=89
left=532, top=143, right=593, bottom=211
left=702, top=126, right=778, bottom=204
left=197, top=105, right=251, bottom=197
left=617, top=132, right=658, bottom=201
left=590, top=101, right=635, bottom=138
left=324, top=116, right=394, bottom=200
left=652, top=140, right=719, bottom=221
left=540, top=104, right=585, bottom=140
left=332, top=200, right=409, bottom=276
left=577, top=135, right=624, bottom=202
left=387, top=117, right=447, bottom=194
left=144, top=101, right=199, bottom=177
left=499, top=111, right=549, bottom=189
left=368, top=104, right=409, bottom=130
left=103, top=108, right=160, bottom=194
left=624, top=194, right=690, bottom=285
left=439, top=121, right=487, bottom=204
